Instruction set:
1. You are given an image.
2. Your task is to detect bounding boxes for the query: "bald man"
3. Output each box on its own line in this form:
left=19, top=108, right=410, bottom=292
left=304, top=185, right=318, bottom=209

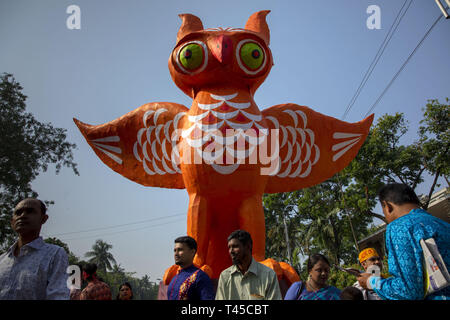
left=0, top=198, right=70, bottom=299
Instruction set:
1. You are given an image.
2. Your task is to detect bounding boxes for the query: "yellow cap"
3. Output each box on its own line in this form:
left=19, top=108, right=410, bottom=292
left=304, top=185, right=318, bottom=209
left=359, top=248, right=379, bottom=263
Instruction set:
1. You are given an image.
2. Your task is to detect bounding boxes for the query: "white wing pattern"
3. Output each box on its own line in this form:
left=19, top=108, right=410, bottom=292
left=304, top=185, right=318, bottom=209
left=133, top=108, right=186, bottom=176
left=262, top=103, right=373, bottom=193
left=74, top=102, right=189, bottom=189
left=264, top=109, right=320, bottom=178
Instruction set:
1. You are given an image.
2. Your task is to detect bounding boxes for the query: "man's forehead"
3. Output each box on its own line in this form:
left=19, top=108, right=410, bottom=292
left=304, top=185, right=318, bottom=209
left=228, top=238, right=245, bottom=246
left=174, top=242, right=189, bottom=249
left=15, top=199, right=41, bottom=210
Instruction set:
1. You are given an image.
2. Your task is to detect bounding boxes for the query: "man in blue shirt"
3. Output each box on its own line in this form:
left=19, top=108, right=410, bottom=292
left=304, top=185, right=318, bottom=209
left=167, top=236, right=215, bottom=300
left=358, top=183, right=450, bottom=300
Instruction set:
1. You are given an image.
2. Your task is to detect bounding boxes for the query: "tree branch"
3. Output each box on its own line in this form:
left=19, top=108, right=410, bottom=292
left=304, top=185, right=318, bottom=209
left=423, top=168, right=441, bottom=210
left=367, top=210, right=387, bottom=223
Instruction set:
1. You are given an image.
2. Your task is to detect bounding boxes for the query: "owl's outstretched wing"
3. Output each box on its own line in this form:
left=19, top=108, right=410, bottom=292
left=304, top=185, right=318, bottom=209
left=262, top=103, right=373, bottom=193
left=74, top=102, right=188, bottom=189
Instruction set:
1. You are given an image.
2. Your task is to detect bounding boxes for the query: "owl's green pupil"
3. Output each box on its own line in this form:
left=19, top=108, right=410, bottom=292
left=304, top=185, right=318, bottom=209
left=179, top=44, right=203, bottom=70
left=240, top=42, right=264, bottom=70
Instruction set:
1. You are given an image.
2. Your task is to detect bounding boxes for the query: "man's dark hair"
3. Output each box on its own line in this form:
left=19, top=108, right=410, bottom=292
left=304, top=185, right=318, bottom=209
left=175, top=236, right=197, bottom=251
left=378, top=183, right=421, bottom=207
left=83, top=263, right=97, bottom=276
left=340, top=286, right=364, bottom=300
left=227, top=230, right=253, bottom=248
left=307, top=253, right=330, bottom=272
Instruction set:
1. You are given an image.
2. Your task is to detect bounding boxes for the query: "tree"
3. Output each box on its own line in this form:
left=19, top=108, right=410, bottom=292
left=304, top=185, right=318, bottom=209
left=44, top=237, right=80, bottom=265
left=0, top=73, right=79, bottom=251
left=417, top=98, right=449, bottom=209
left=264, top=99, right=449, bottom=270
left=85, top=239, right=117, bottom=273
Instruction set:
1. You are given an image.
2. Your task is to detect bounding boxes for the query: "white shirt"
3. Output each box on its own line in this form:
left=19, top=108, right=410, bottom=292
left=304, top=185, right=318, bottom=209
left=0, top=237, right=69, bottom=300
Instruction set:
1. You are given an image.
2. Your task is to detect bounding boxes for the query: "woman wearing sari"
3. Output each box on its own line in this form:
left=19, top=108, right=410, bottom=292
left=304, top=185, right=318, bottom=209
left=285, top=254, right=341, bottom=300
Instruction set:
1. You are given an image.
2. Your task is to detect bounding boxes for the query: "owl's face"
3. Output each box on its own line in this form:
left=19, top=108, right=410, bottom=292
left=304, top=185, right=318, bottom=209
left=168, top=12, right=273, bottom=98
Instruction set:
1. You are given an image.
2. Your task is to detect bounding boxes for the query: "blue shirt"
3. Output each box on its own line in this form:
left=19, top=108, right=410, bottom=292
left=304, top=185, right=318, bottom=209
left=284, top=281, right=341, bottom=300
left=0, top=237, right=70, bottom=300
left=372, top=209, right=450, bottom=300
left=167, top=265, right=215, bottom=300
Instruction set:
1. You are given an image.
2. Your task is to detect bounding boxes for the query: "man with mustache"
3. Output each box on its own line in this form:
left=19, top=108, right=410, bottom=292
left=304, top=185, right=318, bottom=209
left=0, top=198, right=69, bottom=299
left=216, top=229, right=281, bottom=300
left=352, top=248, right=383, bottom=300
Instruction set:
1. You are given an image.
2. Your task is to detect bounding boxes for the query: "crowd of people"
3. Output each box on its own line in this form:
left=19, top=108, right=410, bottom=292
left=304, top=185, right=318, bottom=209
left=0, top=183, right=449, bottom=300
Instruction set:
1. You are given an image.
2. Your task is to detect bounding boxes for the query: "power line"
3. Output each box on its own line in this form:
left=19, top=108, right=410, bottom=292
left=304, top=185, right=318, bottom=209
left=45, top=212, right=185, bottom=237
left=342, top=0, right=413, bottom=120
left=59, top=217, right=184, bottom=241
left=363, top=10, right=445, bottom=118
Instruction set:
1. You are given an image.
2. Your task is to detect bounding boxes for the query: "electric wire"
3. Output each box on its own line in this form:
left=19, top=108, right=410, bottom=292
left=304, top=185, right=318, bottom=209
left=363, top=10, right=446, bottom=118
left=45, top=212, right=185, bottom=237
left=59, top=217, right=184, bottom=241
left=342, top=0, right=413, bottom=120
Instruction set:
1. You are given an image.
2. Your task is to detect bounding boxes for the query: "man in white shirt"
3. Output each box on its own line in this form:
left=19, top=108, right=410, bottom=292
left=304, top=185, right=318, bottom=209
left=0, top=198, right=69, bottom=299
left=215, top=229, right=281, bottom=300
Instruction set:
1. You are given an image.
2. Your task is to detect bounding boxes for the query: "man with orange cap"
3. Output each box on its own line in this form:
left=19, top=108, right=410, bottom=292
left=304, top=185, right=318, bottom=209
left=353, top=247, right=383, bottom=300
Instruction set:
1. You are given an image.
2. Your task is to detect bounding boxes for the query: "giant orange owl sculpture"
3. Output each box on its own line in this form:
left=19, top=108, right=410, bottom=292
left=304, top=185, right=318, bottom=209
left=74, top=11, right=373, bottom=284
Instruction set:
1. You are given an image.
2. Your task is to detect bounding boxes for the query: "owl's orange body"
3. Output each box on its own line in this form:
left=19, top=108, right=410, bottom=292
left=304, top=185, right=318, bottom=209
left=74, top=11, right=374, bottom=284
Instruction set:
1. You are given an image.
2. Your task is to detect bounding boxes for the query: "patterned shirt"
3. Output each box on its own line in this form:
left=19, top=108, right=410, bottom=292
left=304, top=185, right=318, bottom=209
left=370, top=209, right=450, bottom=300
left=80, top=279, right=112, bottom=300
left=0, top=237, right=70, bottom=300
left=167, top=265, right=215, bottom=300
left=215, top=258, right=282, bottom=300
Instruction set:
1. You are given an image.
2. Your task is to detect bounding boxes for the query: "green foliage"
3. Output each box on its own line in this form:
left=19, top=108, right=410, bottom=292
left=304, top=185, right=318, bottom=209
left=264, top=99, right=449, bottom=273
left=98, top=267, right=159, bottom=300
left=44, top=237, right=80, bottom=265
left=327, top=263, right=362, bottom=289
left=85, top=239, right=117, bottom=273
left=0, top=73, right=78, bottom=251
left=417, top=98, right=450, bottom=208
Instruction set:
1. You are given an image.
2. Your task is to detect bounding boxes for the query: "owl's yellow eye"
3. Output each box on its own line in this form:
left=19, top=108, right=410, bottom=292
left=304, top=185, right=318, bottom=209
left=236, top=40, right=267, bottom=75
left=240, top=42, right=264, bottom=70
left=178, top=42, right=205, bottom=71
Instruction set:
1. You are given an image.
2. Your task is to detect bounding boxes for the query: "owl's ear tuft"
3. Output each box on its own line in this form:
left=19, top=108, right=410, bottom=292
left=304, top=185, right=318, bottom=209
left=177, top=13, right=204, bottom=44
left=245, top=10, right=271, bottom=46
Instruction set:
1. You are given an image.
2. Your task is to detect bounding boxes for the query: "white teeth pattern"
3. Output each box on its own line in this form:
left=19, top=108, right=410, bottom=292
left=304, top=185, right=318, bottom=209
left=183, top=93, right=265, bottom=175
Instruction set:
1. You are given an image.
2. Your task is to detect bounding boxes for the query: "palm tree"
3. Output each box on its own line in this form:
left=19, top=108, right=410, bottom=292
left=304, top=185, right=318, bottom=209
left=85, top=239, right=117, bottom=273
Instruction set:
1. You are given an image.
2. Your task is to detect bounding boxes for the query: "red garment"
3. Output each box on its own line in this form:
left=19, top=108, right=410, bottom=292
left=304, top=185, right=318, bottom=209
left=80, top=279, right=112, bottom=300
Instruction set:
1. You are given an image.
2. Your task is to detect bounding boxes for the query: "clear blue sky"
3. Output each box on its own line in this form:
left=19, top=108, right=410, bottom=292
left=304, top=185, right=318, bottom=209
left=1, top=0, right=449, bottom=280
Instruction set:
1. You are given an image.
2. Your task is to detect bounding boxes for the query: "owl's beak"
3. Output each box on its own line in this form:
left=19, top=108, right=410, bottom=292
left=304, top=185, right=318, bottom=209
left=210, top=35, right=233, bottom=64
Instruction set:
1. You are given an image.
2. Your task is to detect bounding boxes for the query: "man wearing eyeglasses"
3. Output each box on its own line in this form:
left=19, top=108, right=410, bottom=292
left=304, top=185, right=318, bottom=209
left=353, top=248, right=383, bottom=300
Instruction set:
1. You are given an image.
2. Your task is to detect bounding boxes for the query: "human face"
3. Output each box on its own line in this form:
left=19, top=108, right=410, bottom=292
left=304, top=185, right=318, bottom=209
left=11, top=199, right=47, bottom=236
left=362, top=255, right=383, bottom=272
left=119, top=285, right=132, bottom=300
left=309, top=260, right=330, bottom=287
left=228, top=238, right=250, bottom=266
left=174, top=242, right=195, bottom=268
